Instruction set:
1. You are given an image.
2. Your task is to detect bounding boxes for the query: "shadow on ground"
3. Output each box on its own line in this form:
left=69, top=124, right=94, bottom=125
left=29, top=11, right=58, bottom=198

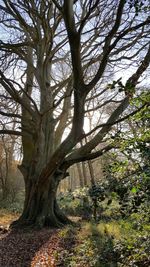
left=89, top=224, right=118, bottom=267
left=0, top=227, right=58, bottom=267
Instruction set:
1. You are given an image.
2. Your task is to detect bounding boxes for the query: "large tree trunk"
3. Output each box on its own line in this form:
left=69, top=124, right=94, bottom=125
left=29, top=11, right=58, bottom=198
left=11, top=173, right=71, bottom=228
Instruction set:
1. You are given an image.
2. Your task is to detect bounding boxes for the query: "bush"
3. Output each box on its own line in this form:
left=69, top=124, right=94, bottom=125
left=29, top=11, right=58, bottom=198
left=58, top=188, right=91, bottom=217
left=0, top=190, right=24, bottom=213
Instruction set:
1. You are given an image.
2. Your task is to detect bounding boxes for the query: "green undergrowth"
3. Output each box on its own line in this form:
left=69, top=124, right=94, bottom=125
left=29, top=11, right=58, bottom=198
left=0, top=191, right=24, bottom=213
left=56, top=212, right=150, bottom=267
left=0, top=206, right=149, bottom=266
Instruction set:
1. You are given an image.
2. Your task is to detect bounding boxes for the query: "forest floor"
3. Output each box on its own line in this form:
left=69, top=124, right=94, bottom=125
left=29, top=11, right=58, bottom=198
left=0, top=210, right=81, bottom=267
left=0, top=209, right=150, bottom=267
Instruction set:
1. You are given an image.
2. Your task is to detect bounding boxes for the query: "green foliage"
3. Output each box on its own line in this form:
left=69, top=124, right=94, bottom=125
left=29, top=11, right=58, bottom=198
left=88, top=182, right=111, bottom=221
left=62, top=222, right=119, bottom=267
left=58, top=184, right=115, bottom=220
left=114, top=214, right=150, bottom=266
left=89, top=183, right=107, bottom=202
left=59, top=215, right=150, bottom=267
left=103, top=165, right=150, bottom=218
left=103, top=92, right=150, bottom=218
left=58, top=225, right=76, bottom=239
left=58, top=187, right=91, bottom=217
left=107, top=77, right=125, bottom=92
left=0, top=190, right=24, bottom=213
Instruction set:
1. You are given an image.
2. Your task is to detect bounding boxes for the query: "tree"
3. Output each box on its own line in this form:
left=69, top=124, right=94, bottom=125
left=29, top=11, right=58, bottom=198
left=0, top=0, right=150, bottom=228
left=0, top=134, right=16, bottom=199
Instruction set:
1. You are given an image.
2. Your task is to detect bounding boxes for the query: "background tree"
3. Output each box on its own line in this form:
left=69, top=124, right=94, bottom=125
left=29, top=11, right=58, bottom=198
left=0, top=0, right=150, bottom=228
left=0, top=134, right=23, bottom=202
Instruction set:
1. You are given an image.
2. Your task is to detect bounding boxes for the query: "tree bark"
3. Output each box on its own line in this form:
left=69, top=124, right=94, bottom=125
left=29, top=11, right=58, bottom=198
left=82, top=162, right=88, bottom=186
left=76, top=163, right=84, bottom=187
left=11, top=173, right=71, bottom=228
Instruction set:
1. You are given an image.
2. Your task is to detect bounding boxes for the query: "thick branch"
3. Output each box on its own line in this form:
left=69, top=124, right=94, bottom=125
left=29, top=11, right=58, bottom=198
left=63, top=145, right=114, bottom=167
left=63, top=0, right=83, bottom=85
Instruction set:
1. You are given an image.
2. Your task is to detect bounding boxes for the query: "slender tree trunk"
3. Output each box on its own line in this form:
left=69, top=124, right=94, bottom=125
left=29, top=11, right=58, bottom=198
left=81, top=162, right=88, bottom=186
left=88, top=160, right=95, bottom=185
left=2, top=184, right=9, bottom=200
left=77, top=163, right=84, bottom=187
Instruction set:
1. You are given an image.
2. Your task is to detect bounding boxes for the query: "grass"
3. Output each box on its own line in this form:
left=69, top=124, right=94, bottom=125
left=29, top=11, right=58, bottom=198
left=59, top=214, right=150, bottom=267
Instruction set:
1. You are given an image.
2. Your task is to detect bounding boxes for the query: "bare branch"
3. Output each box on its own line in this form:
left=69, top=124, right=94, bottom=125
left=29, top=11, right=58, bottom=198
left=85, top=102, right=149, bottom=138
left=51, top=0, right=62, bottom=11
left=0, top=110, right=22, bottom=119
left=0, top=129, right=22, bottom=136
left=86, top=0, right=126, bottom=90
left=0, top=71, right=37, bottom=119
